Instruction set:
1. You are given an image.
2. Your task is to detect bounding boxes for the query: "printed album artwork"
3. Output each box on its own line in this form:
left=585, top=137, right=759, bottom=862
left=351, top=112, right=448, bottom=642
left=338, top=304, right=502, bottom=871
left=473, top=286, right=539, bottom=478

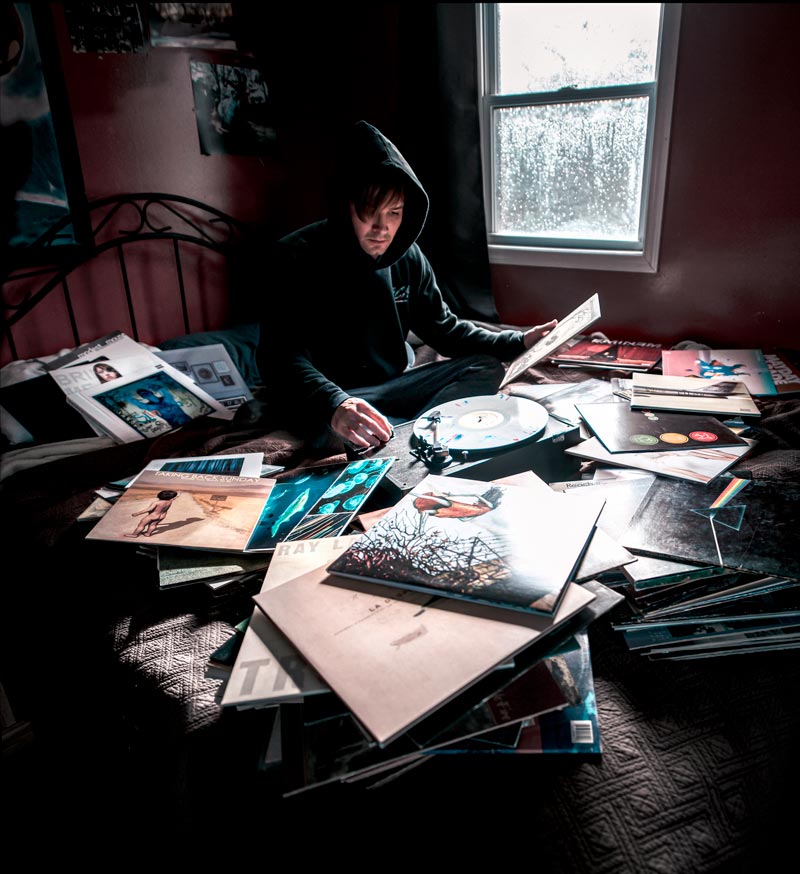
left=575, top=402, right=749, bottom=454
left=244, top=457, right=395, bottom=552
left=621, top=476, right=800, bottom=581
left=326, top=472, right=605, bottom=616
left=550, top=338, right=662, bottom=371
left=518, top=631, right=601, bottom=755
left=44, top=330, right=154, bottom=371
left=443, top=632, right=602, bottom=757
left=660, top=348, right=777, bottom=396
left=71, top=366, right=228, bottom=440
left=566, top=436, right=755, bottom=485
left=764, top=349, right=800, bottom=394
left=500, top=292, right=602, bottom=388
left=155, top=344, right=253, bottom=409
left=629, top=373, right=760, bottom=417
left=85, top=469, right=275, bottom=552
left=49, top=354, right=161, bottom=399
left=139, top=453, right=264, bottom=479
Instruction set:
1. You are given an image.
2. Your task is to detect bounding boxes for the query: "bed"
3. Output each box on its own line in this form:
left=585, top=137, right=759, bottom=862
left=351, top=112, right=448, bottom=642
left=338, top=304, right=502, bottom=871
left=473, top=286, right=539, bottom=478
left=3, top=194, right=799, bottom=869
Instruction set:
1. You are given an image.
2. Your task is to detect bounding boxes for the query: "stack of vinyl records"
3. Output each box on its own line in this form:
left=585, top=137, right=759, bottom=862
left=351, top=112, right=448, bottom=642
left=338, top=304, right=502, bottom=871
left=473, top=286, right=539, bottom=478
left=217, top=466, right=626, bottom=795
left=609, top=475, right=800, bottom=660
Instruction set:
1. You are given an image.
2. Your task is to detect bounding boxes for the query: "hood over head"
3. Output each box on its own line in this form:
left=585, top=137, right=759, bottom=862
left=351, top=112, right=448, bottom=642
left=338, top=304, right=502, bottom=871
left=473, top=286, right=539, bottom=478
left=328, top=120, right=430, bottom=269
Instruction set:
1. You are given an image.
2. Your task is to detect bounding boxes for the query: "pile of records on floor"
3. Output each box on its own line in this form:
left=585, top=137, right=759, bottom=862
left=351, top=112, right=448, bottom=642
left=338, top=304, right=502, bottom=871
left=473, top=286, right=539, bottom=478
left=215, top=469, right=627, bottom=795
left=611, top=561, right=799, bottom=662
left=558, top=467, right=800, bottom=662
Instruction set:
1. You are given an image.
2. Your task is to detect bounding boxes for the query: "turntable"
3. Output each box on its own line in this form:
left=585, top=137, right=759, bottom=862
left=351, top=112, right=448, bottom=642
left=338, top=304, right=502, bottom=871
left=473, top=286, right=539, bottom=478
left=350, top=393, right=583, bottom=500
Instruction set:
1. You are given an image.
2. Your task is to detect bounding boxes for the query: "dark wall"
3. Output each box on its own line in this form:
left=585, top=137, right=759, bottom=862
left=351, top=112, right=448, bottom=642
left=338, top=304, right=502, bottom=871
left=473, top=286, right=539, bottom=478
left=492, top=3, right=800, bottom=349
left=5, top=3, right=799, bottom=362
left=50, top=4, right=405, bottom=236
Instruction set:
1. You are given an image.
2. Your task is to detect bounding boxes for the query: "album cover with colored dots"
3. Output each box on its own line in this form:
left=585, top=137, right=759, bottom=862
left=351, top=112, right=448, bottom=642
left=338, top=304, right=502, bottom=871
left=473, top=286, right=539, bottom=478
left=574, top=402, right=748, bottom=454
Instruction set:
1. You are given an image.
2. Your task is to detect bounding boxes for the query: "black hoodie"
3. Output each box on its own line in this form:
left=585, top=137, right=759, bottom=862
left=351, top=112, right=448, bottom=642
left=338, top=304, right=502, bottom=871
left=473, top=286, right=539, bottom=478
left=257, top=121, right=525, bottom=428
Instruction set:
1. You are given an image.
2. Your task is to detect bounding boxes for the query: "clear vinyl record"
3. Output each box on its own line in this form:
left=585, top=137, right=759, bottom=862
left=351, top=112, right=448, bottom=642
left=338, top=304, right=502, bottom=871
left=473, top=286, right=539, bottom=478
left=413, top=394, right=549, bottom=454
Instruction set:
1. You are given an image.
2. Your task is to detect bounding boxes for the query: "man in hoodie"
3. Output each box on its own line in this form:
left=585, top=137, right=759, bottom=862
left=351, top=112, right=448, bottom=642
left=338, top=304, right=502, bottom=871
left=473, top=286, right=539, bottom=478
left=257, top=120, right=556, bottom=450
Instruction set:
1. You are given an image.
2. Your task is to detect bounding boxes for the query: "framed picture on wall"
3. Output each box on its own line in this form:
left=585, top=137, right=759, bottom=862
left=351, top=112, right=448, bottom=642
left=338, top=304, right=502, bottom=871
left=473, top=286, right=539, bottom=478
left=147, top=3, right=238, bottom=50
left=1, top=3, right=91, bottom=267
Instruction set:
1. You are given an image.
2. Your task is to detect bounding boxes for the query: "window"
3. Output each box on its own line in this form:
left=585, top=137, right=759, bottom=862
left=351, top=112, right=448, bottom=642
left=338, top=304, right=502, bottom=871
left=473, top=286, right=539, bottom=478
left=478, top=3, right=681, bottom=272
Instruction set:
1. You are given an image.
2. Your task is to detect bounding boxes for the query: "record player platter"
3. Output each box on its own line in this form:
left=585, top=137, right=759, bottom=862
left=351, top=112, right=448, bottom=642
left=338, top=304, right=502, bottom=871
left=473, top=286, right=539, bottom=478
left=412, top=394, right=549, bottom=455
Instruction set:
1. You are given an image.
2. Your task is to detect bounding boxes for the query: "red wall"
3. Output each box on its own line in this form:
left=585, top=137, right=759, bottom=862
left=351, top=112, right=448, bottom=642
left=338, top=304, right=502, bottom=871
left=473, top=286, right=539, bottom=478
left=492, top=3, right=800, bottom=350
left=51, top=9, right=284, bottom=225
left=3, top=4, right=798, bottom=364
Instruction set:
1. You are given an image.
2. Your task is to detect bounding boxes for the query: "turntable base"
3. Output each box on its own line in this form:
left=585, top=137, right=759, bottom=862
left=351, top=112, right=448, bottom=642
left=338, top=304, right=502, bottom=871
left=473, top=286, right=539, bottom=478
left=353, top=416, right=583, bottom=501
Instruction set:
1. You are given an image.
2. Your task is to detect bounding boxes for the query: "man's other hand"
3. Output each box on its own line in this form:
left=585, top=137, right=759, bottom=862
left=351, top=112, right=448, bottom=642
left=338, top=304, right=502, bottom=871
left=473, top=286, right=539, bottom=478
left=331, top=397, right=394, bottom=448
left=522, top=319, right=558, bottom=349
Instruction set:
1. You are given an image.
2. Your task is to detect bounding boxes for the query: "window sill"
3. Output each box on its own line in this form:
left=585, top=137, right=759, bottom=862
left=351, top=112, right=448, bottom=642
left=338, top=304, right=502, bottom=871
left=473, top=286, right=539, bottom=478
left=488, top=244, right=658, bottom=274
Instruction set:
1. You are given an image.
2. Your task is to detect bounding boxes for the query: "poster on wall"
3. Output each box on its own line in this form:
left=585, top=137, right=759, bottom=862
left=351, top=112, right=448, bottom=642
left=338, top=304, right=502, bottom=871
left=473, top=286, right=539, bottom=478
left=63, top=2, right=147, bottom=54
left=0, top=3, right=90, bottom=263
left=189, top=60, right=276, bottom=156
left=148, top=3, right=238, bottom=50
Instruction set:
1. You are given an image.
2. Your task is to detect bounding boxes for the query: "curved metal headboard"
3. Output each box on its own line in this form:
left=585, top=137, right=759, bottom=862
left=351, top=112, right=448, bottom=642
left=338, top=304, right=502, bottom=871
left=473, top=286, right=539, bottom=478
left=2, top=193, right=249, bottom=361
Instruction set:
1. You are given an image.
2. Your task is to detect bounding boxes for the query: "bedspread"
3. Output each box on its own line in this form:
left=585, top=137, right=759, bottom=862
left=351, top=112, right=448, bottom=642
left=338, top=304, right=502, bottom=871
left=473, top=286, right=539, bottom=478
left=3, top=372, right=799, bottom=869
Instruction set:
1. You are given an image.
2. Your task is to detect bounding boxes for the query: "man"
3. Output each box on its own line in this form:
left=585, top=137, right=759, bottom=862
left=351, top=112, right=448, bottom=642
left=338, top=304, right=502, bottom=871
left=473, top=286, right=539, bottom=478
left=257, top=120, right=556, bottom=450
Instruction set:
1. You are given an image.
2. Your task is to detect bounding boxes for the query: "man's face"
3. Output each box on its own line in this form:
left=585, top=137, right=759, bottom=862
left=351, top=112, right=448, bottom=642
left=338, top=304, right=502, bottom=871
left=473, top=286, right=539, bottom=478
left=349, top=193, right=404, bottom=259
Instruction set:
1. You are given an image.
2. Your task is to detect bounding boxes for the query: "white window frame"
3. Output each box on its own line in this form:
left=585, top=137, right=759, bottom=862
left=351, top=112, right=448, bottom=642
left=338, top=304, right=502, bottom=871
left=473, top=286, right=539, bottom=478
left=477, top=3, right=682, bottom=273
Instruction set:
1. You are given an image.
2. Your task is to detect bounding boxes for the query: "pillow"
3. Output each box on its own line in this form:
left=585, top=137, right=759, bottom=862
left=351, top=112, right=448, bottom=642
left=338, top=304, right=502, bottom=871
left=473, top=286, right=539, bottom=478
left=158, top=323, right=262, bottom=388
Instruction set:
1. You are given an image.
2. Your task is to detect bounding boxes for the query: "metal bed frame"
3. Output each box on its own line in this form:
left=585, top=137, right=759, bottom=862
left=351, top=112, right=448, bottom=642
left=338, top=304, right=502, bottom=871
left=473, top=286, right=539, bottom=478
left=2, top=193, right=248, bottom=362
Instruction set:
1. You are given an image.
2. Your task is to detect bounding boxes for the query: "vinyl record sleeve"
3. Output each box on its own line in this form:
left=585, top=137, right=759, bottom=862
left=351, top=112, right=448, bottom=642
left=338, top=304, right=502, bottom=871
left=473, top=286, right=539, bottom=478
left=327, top=472, right=605, bottom=616
left=621, top=476, right=800, bottom=581
left=660, top=348, right=777, bottom=396
left=566, top=435, right=755, bottom=485
left=85, top=469, right=274, bottom=552
left=500, top=292, right=602, bottom=388
left=575, top=403, right=748, bottom=454
left=630, top=373, right=760, bottom=417
left=68, top=359, right=233, bottom=443
left=155, top=343, right=254, bottom=409
left=255, top=564, right=595, bottom=747
left=221, top=535, right=364, bottom=710
left=244, top=456, right=395, bottom=553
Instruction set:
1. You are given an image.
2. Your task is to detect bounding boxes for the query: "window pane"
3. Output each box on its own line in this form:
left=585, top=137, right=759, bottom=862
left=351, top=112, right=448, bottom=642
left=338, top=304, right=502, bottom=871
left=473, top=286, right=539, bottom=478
left=493, top=98, right=650, bottom=242
left=497, top=3, right=661, bottom=94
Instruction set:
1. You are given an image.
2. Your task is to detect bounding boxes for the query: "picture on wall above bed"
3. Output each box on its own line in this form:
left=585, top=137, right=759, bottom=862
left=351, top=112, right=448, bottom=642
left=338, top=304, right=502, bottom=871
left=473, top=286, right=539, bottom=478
left=67, top=360, right=234, bottom=443
left=189, top=60, right=276, bottom=156
left=1, top=3, right=90, bottom=261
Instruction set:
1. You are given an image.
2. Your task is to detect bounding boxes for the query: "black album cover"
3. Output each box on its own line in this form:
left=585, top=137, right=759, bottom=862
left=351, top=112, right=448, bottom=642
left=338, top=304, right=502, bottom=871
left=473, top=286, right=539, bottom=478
left=621, top=476, right=800, bottom=581
left=575, top=402, right=748, bottom=454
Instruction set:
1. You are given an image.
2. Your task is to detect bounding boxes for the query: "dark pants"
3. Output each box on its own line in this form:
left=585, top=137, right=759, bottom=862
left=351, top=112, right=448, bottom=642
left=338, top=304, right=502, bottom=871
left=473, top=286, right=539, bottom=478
left=348, top=354, right=507, bottom=425
left=272, top=354, right=507, bottom=449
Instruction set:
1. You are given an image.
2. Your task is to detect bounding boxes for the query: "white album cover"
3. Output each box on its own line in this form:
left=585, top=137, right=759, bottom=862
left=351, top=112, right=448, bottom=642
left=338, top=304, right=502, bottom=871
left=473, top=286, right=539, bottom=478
left=500, top=292, right=602, bottom=388
left=68, top=359, right=234, bottom=443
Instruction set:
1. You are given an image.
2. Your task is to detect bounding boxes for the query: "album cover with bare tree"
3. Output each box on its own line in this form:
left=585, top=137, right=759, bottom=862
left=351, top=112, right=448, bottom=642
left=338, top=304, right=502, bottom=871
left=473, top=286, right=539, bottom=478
left=326, top=473, right=604, bottom=616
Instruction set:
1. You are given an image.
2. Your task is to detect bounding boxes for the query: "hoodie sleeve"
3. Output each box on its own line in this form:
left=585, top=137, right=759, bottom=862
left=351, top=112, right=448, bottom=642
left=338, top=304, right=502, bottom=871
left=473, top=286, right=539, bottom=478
left=403, top=246, right=526, bottom=361
left=256, top=241, right=351, bottom=427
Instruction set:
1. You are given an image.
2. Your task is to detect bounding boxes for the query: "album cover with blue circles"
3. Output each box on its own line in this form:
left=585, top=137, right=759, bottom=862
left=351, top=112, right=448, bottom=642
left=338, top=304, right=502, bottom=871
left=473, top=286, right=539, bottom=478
left=574, top=402, right=748, bottom=454
left=244, top=456, right=395, bottom=552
